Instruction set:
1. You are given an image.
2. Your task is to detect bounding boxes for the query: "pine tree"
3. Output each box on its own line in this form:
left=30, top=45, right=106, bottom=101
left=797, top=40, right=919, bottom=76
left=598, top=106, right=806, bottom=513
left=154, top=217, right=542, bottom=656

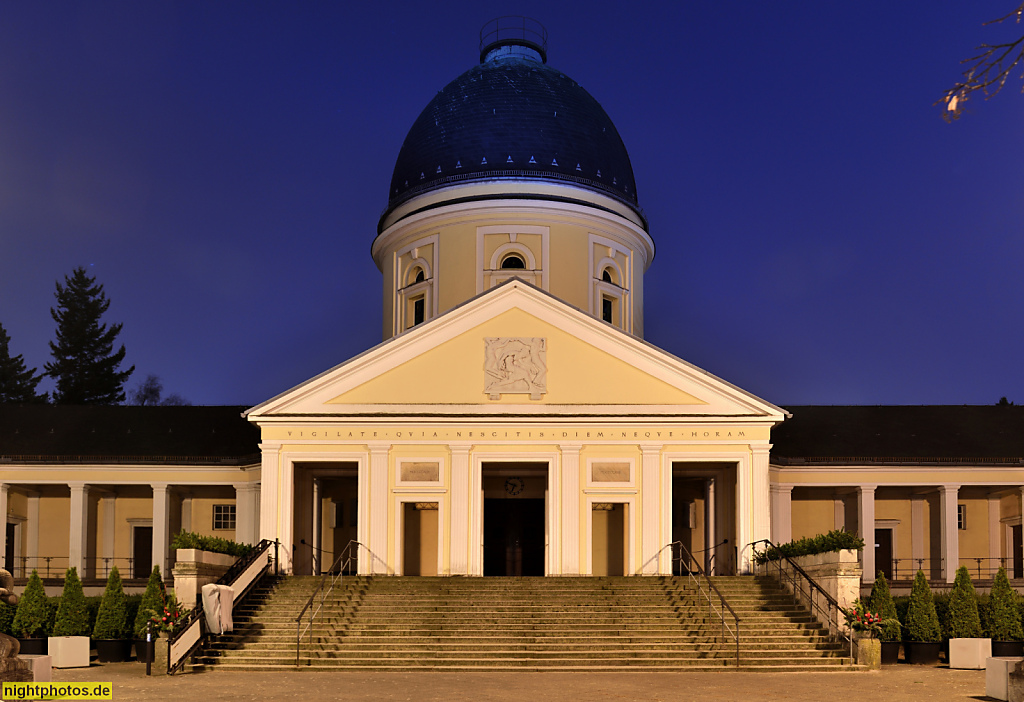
left=905, top=569, right=941, bottom=642
left=52, top=567, right=89, bottom=637
left=133, top=565, right=165, bottom=637
left=92, top=566, right=128, bottom=640
left=12, top=570, right=48, bottom=638
left=946, top=565, right=983, bottom=638
left=45, top=267, right=133, bottom=404
left=868, top=571, right=901, bottom=642
left=986, top=566, right=1024, bottom=641
left=0, top=323, right=44, bottom=403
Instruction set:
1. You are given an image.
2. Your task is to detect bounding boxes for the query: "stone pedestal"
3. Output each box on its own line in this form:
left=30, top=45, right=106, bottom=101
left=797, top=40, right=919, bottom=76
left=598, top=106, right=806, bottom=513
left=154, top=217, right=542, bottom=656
left=987, top=657, right=1024, bottom=701
left=853, top=635, right=880, bottom=669
left=171, top=549, right=234, bottom=608
left=773, top=550, right=861, bottom=633
left=20, top=654, right=51, bottom=682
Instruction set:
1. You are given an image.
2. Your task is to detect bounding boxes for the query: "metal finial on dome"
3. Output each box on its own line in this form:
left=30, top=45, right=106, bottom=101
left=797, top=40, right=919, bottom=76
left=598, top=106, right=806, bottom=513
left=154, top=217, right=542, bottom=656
left=480, top=16, right=548, bottom=64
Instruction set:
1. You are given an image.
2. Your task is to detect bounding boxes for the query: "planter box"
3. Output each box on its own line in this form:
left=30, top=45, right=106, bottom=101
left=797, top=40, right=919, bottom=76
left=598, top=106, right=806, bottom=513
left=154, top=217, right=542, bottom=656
left=853, top=636, right=881, bottom=669
left=93, top=638, right=133, bottom=663
left=904, top=641, right=941, bottom=665
left=16, top=638, right=45, bottom=656
left=880, top=641, right=901, bottom=665
left=19, top=654, right=51, bottom=682
left=949, top=637, right=992, bottom=670
left=172, top=548, right=235, bottom=609
left=47, top=636, right=90, bottom=668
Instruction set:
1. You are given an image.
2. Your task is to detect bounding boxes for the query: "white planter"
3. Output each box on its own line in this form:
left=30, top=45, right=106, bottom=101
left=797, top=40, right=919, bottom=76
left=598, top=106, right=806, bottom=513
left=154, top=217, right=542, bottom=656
left=47, top=636, right=90, bottom=668
left=950, top=638, right=992, bottom=669
left=175, top=549, right=235, bottom=568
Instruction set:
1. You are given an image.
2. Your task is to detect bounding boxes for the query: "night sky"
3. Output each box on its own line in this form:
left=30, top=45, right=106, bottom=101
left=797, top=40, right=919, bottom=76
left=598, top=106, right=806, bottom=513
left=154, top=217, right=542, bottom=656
left=2, top=2, right=1022, bottom=407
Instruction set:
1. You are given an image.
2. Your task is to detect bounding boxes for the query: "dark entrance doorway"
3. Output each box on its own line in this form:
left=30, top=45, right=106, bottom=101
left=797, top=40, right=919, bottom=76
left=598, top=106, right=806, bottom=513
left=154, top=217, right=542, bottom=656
left=874, top=528, right=893, bottom=581
left=484, top=498, right=545, bottom=576
left=1013, top=524, right=1022, bottom=579
left=4, top=523, right=13, bottom=573
left=133, top=526, right=153, bottom=579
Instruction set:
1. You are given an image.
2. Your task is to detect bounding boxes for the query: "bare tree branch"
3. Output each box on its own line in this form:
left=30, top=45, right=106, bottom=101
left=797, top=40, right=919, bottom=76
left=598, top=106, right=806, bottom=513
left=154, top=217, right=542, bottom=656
left=939, top=3, right=1024, bottom=120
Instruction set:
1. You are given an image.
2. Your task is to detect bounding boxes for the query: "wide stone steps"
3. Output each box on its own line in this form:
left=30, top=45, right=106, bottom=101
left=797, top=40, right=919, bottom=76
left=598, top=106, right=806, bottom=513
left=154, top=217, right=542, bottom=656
left=194, top=575, right=859, bottom=672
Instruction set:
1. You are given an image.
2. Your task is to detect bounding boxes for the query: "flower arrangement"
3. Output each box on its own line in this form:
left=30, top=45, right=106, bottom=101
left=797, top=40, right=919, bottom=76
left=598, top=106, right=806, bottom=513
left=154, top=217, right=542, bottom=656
left=147, top=592, right=184, bottom=633
left=841, top=599, right=896, bottom=637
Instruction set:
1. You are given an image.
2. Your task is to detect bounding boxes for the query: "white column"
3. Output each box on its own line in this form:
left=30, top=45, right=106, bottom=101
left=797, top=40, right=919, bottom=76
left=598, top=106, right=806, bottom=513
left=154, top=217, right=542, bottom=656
left=367, top=444, right=390, bottom=575
left=989, top=493, right=1002, bottom=575
left=940, top=485, right=960, bottom=583
left=180, top=493, right=193, bottom=533
left=25, top=492, right=39, bottom=578
left=151, top=484, right=170, bottom=578
left=68, top=482, right=90, bottom=577
left=233, top=484, right=260, bottom=546
left=736, top=454, right=753, bottom=574
left=449, top=445, right=471, bottom=575
left=911, top=494, right=925, bottom=575
left=770, top=484, right=792, bottom=545
left=0, top=484, right=8, bottom=572
left=751, top=445, right=772, bottom=547
left=704, top=478, right=716, bottom=575
left=857, top=485, right=876, bottom=584
left=258, top=443, right=281, bottom=545
left=102, top=496, right=116, bottom=573
left=560, top=444, right=582, bottom=575
left=311, top=478, right=322, bottom=575
left=833, top=494, right=846, bottom=530
left=640, top=445, right=661, bottom=575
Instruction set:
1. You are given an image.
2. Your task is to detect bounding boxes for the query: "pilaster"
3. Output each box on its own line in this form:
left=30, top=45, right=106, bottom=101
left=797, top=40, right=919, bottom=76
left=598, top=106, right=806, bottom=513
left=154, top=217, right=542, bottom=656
left=770, top=484, right=793, bottom=545
left=151, top=483, right=170, bottom=579
left=69, top=482, right=90, bottom=577
left=640, top=445, right=661, bottom=575
left=367, top=444, right=391, bottom=575
left=448, top=445, right=472, bottom=575
left=940, top=484, right=959, bottom=583
left=559, top=444, right=582, bottom=575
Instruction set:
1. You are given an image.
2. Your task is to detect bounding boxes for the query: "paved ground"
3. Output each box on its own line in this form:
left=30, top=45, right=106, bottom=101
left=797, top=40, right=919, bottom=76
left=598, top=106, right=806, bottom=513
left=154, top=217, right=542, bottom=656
left=45, top=664, right=994, bottom=701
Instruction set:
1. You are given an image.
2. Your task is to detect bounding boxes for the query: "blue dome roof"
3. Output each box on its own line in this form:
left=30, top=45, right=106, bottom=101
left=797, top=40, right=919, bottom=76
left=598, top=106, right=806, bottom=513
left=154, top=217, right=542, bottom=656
left=382, top=50, right=642, bottom=230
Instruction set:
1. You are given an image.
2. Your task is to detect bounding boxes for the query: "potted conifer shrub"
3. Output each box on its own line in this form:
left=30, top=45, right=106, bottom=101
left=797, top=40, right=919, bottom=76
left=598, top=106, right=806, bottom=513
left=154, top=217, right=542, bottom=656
left=946, top=565, right=989, bottom=668
left=49, top=567, right=90, bottom=668
left=904, top=569, right=942, bottom=664
left=92, top=566, right=132, bottom=662
left=12, top=569, right=48, bottom=655
left=986, top=566, right=1024, bottom=657
left=868, top=571, right=901, bottom=664
left=133, top=565, right=165, bottom=662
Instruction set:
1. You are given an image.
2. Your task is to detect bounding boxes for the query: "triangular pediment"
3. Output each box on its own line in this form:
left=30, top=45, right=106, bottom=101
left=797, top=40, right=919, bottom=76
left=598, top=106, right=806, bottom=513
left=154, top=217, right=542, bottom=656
left=247, top=281, right=784, bottom=420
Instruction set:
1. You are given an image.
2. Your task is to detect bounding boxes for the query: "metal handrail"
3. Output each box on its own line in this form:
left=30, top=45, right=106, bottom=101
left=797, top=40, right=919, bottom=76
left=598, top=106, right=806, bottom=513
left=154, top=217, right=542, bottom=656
left=748, top=539, right=853, bottom=661
left=663, top=540, right=741, bottom=667
left=295, top=540, right=370, bottom=667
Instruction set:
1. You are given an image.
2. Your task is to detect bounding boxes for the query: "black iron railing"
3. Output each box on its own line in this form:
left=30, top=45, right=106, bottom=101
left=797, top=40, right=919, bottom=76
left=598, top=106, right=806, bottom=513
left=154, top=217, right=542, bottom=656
left=167, top=539, right=278, bottom=674
left=749, top=539, right=853, bottom=662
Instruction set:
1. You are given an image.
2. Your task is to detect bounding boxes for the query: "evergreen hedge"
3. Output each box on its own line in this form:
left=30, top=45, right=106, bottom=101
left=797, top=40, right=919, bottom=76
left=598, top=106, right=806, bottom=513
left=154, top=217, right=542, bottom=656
left=52, top=567, right=90, bottom=637
left=92, top=566, right=128, bottom=640
left=752, top=530, right=865, bottom=565
left=170, top=531, right=252, bottom=558
left=133, top=566, right=165, bottom=637
left=986, top=566, right=1023, bottom=641
left=868, top=571, right=901, bottom=642
left=11, top=570, right=48, bottom=638
left=946, top=566, right=983, bottom=639
left=905, top=570, right=941, bottom=642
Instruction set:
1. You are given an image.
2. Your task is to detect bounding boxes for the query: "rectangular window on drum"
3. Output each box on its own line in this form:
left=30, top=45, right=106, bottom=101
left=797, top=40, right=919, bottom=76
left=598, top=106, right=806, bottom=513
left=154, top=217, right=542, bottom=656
left=602, top=296, right=613, bottom=323
left=414, top=297, right=425, bottom=325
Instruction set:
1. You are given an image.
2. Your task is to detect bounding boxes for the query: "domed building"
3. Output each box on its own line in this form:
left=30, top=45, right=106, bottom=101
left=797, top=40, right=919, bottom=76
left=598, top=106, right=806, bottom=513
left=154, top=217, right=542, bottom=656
left=1, top=22, right=1022, bottom=602
left=247, top=22, right=785, bottom=578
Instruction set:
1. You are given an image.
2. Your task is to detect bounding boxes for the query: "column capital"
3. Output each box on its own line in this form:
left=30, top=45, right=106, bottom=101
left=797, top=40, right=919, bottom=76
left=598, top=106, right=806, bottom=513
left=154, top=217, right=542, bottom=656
left=857, top=484, right=878, bottom=494
left=367, top=443, right=391, bottom=456
left=751, top=443, right=773, bottom=458
left=150, top=483, right=170, bottom=493
left=233, top=482, right=258, bottom=493
left=67, top=481, right=91, bottom=493
left=769, top=484, right=793, bottom=495
left=558, top=443, right=583, bottom=454
left=940, top=484, right=961, bottom=493
left=639, top=444, right=661, bottom=457
left=448, top=444, right=473, bottom=456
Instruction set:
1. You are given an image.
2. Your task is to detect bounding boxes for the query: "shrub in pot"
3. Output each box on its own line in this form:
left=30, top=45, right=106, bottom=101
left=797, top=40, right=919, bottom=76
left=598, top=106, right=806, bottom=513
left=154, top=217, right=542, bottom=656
left=904, top=569, right=942, bottom=664
left=945, top=565, right=989, bottom=669
left=12, top=570, right=48, bottom=654
left=868, top=572, right=901, bottom=664
left=92, top=567, right=132, bottom=662
left=133, top=565, right=165, bottom=662
left=50, top=567, right=90, bottom=668
left=986, top=566, right=1024, bottom=657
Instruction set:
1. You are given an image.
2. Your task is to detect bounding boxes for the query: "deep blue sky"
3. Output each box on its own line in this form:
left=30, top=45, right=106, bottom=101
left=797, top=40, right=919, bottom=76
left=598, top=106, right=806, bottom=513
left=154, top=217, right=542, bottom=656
left=1, top=2, right=1022, bottom=407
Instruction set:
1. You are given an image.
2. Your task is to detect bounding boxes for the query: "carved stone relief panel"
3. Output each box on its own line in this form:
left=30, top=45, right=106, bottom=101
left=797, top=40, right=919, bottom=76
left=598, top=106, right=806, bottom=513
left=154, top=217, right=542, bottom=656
left=484, top=337, right=547, bottom=400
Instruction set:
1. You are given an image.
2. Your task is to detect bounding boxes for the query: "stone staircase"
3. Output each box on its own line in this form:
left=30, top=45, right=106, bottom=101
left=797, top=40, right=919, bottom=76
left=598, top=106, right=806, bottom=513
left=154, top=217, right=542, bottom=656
left=195, top=575, right=860, bottom=672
